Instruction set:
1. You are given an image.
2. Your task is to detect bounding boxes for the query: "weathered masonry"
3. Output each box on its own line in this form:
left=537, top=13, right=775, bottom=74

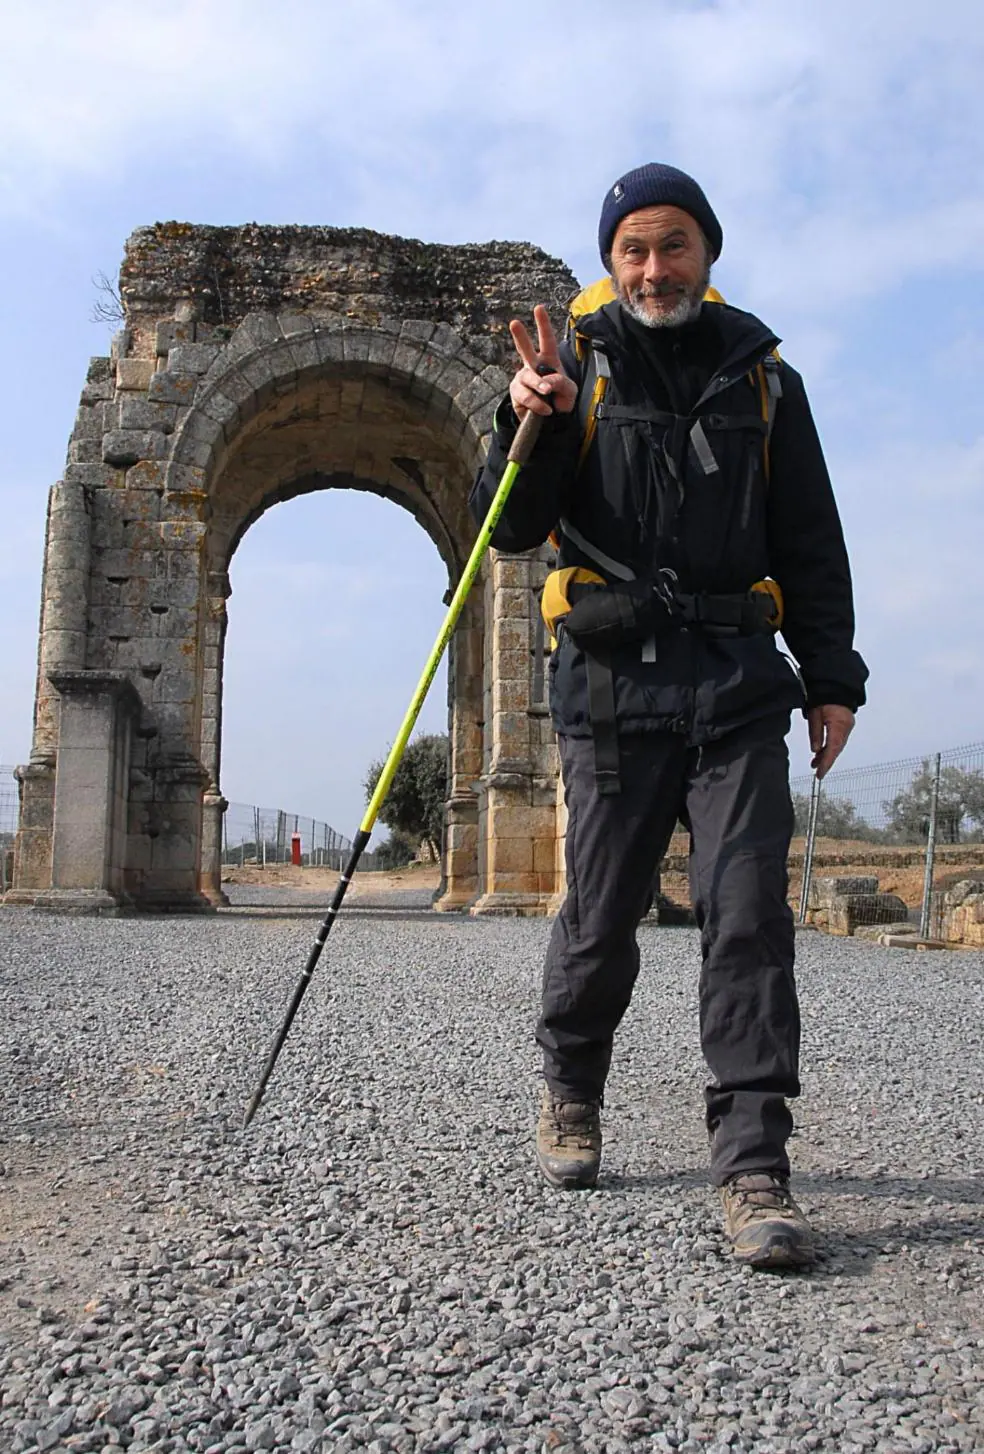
left=8, top=224, right=577, bottom=915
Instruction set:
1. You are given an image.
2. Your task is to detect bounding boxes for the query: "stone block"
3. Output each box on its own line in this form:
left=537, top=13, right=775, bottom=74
left=429, top=322, right=465, bottom=357
left=492, top=621, right=531, bottom=674
left=44, top=566, right=90, bottom=609
left=365, top=330, right=397, bottom=372
left=64, top=463, right=120, bottom=489
left=233, top=311, right=284, bottom=352
left=163, top=489, right=209, bottom=523
left=390, top=342, right=426, bottom=381
left=494, top=586, right=532, bottom=621
left=167, top=343, right=221, bottom=375
left=808, top=875, right=879, bottom=908
left=162, top=462, right=207, bottom=493
left=160, top=520, right=206, bottom=548
left=453, top=365, right=505, bottom=421
left=401, top=320, right=435, bottom=345
left=166, top=548, right=202, bottom=581
left=827, top=893, right=909, bottom=936
left=116, top=359, right=156, bottom=392
left=118, top=489, right=163, bottom=523
left=125, top=460, right=167, bottom=491
left=482, top=869, right=539, bottom=897
left=199, top=390, right=240, bottom=430
left=277, top=311, right=314, bottom=338
left=941, top=882, right=984, bottom=945
left=148, top=371, right=199, bottom=405
left=87, top=356, right=114, bottom=385
left=155, top=664, right=199, bottom=704
left=488, top=836, right=534, bottom=874
left=103, top=430, right=168, bottom=467
left=68, top=435, right=104, bottom=464
left=73, top=401, right=110, bottom=438
left=286, top=333, right=320, bottom=373
left=494, top=558, right=534, bottom=590
left=342, top=326, right=371, bottom=363
left=314, top=329, right=345, bottom=366
left=492, top=677, right=529, bottom=714
left=117, top=398, right=177, bottom=433
left=155, top=320, right=195, bottom=356
left=169, top=434, right=213, bottom=470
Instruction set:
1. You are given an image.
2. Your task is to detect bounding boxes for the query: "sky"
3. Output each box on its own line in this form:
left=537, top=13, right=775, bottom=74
left=1, top=0, right=983, bottom=836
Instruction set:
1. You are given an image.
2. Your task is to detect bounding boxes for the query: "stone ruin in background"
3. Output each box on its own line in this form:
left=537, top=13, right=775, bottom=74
left=8, top=223, right=578, bottom=914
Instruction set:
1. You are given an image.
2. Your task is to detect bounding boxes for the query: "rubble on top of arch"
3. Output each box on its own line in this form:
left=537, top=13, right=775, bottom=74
left=117, top=223, right=578, bottom=363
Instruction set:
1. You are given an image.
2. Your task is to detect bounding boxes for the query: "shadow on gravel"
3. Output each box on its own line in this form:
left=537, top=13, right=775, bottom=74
left=600, top=1169, right=709, bottom=1191
left=795, top=1170, right=984, bottom=1203
left=818, top=1213, right=984, bottom=1277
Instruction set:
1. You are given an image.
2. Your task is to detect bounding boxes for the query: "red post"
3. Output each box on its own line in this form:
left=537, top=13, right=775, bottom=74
left=291, top=832, right=302, bottom=867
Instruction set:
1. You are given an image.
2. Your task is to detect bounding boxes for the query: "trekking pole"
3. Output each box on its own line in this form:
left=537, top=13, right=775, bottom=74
left=242, top=406, right=545, bottom=1128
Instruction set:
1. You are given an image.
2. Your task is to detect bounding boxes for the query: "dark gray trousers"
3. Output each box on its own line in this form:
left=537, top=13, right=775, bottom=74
left=537, top=714, right=799, bottom=1186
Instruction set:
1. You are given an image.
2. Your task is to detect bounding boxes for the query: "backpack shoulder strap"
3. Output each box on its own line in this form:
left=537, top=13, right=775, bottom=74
left=575, top=339, right=610, bottom=476
left=755, top=352, right=783, bottom=484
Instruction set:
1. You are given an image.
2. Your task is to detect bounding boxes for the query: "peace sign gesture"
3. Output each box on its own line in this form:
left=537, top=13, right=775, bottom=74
left=508, top=304, right=578, bottom=420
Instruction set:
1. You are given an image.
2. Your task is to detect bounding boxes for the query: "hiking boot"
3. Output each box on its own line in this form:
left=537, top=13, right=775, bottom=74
left=535, top=1087, right=602, bottom=1189
left=720, top=1172, right=816, bottom=1269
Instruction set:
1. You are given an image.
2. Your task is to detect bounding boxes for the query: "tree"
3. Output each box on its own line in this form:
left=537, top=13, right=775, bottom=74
left=373, top=830, right=417, bottom=870
left=364, top=733, right=449, bottom=861
left=791, top=791, right=875, bottom=841
left=883, top=762, right=984, bottom=844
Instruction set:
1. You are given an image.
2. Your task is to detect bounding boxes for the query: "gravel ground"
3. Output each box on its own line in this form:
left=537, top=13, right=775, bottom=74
left=1, top=896, right=982, bottom=1454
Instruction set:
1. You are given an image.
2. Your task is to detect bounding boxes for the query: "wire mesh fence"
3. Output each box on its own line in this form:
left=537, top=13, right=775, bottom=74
left=0, top=768, right=388, bottom=886
left=789, top=740, right=984, bottom=938
left=0, top=766, right=18, bottom=893
left=5, top=746, right=984, bottom=927
left=220, top=801, right=387, bottom=872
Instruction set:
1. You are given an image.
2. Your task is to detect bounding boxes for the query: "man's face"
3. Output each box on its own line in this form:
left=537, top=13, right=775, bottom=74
left=610, top=205, right=711, bottom=329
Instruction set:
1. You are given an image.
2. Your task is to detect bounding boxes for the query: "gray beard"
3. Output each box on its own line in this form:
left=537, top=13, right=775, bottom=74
left=618, top=265, right=712, bottom=330
left=621, top=291, right=703, bottom=329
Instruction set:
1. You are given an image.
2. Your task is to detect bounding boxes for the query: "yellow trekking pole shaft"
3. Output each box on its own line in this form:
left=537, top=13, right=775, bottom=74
left=243, top=408, right=544, bottom=1127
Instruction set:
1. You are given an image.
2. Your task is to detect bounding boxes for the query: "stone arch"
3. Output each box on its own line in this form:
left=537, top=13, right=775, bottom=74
left=9, top=224, right=577, bottom=914
left=179, top=312, right=502, bottom=909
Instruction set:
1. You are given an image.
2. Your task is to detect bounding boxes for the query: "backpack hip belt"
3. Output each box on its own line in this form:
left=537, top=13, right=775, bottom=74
left=541, top=544, right=783, bottom=796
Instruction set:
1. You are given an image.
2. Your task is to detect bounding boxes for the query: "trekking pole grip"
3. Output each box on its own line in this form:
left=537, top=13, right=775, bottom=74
left=507, top=409, right=544, bottom=467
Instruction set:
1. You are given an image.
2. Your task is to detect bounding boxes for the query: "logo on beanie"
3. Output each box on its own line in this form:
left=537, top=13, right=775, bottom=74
left=613, top=183, right=624, bottom=200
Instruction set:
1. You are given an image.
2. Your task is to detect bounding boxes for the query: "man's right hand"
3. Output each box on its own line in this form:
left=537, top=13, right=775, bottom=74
left=508, top=304, right=578, bottom=419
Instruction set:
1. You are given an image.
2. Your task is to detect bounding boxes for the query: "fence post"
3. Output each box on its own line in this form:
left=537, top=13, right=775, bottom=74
left=798, top=774, right=821, bottom=926
left=919, top=752, right=942, bottom=939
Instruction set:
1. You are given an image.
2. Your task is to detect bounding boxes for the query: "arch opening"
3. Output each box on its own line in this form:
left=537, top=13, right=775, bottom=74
left=197, top=360, right=487, bottom=911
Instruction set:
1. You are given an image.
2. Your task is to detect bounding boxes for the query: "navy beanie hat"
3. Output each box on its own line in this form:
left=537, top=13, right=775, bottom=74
left=598, top=163, right=723, bottom=266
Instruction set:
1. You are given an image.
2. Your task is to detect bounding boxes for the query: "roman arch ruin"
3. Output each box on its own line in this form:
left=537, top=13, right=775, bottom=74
left=8, top=224, right=578, bottom=915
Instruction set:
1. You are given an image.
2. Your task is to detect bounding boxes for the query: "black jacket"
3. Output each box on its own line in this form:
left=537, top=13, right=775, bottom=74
left=470, top=299, right=868, bottom=743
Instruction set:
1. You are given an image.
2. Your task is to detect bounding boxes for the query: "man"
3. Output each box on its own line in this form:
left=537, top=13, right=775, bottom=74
left=470, top=163, right=868, bottom=1270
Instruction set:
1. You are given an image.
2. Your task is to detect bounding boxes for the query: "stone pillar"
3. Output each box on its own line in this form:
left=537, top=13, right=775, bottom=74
left=198, top=570, right=230, bottom=906
left=11, top=671, right=141, bottom=911
left=200, top=787, right=229, bottom=906
left=121, top=512, right=212, bottom=912
left=471, top=552, right=548, bottom=916
left=434, top=599, right=483, bottom=912
left=11, top=480, right=93, bottom=894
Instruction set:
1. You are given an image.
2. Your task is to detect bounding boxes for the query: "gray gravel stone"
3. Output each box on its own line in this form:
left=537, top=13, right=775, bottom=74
left=0, top=903, right=982, bottom=1453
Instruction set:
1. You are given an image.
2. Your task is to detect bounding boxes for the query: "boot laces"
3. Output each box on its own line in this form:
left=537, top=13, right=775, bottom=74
left=728, top=1174, right=796, bottom=1219
left=546, top=1098, right=600, bottom=1150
